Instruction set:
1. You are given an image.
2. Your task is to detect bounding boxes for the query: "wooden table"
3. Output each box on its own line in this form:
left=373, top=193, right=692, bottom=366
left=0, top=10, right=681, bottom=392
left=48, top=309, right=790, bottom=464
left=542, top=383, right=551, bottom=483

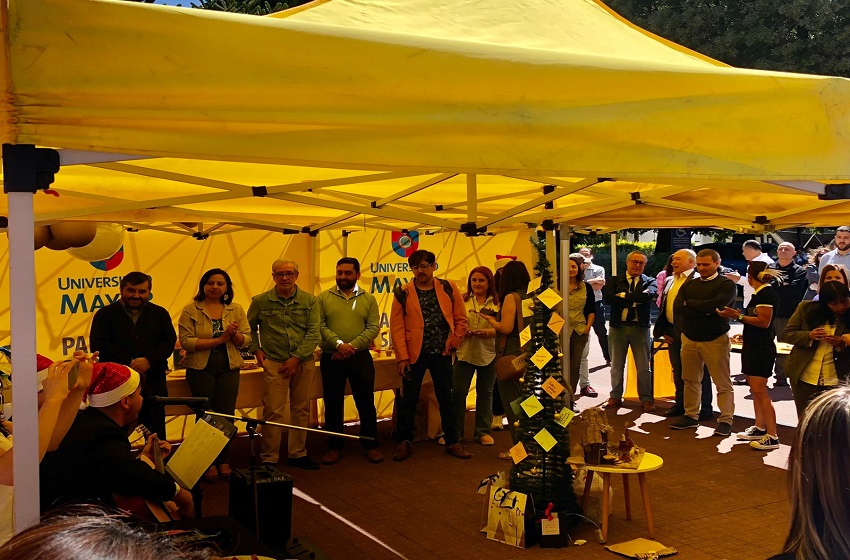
left=580, top=452, right=664, bottom=542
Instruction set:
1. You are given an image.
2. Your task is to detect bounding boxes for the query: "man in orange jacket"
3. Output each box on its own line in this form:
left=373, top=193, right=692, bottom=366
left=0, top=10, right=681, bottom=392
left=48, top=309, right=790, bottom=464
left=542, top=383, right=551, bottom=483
left=390, top=249, right=472, bottom=462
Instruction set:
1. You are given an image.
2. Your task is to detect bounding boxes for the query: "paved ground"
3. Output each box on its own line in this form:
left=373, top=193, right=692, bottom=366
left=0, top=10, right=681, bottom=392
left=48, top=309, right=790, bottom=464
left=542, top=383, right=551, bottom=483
left=200, top=322, right=795, bottom=559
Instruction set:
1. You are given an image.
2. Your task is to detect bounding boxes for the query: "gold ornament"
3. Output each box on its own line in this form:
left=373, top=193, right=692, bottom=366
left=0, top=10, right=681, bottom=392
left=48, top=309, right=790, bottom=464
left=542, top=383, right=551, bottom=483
left=518, top=377, right=525, bottom=383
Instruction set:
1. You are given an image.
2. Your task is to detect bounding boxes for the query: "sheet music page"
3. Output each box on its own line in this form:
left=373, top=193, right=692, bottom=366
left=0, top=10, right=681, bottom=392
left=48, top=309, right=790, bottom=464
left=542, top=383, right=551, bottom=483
left=166, top=416, right=233, bottom=488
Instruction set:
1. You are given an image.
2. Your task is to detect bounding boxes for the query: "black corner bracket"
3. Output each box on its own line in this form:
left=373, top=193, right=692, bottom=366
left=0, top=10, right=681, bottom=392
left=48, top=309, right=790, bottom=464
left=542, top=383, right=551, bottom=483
left=2, top=144, right=60, bottom=193
left=192, top=232, right=209, bottom=240
left=252, top=186, right=268, bottom=197
left=818, top=184, right=850, bottom=200
left=460, top=222, right=488, bottom=237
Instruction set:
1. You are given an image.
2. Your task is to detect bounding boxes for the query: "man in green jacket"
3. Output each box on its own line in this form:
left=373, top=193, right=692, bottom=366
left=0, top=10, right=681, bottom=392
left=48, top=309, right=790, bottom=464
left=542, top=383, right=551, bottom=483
left=317, top=257, right=382, bottom=465
left=247, top=259, right=321, bottom=470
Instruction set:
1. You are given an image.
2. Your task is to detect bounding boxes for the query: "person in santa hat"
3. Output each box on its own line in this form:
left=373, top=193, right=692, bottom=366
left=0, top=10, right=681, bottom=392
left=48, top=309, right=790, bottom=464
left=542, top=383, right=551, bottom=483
left=0, top=353, right=94, bottom=545
left=39, top=362, right=194, bottom=518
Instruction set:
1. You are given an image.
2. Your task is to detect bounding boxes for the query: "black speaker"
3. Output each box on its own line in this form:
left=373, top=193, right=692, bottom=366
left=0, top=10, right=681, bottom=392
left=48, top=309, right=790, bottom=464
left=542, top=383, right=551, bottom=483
left=228, top=467, right=293, bottom=548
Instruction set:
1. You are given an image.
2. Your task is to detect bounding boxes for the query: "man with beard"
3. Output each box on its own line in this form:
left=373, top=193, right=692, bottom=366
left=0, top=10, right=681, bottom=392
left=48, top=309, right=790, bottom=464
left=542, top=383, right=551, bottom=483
left=390, top=249, right=471, bottom=461
left=90, top=271, right=177, bottom=439
left=317, top=257, right=382, bottom=465
left=248, top=259, right=322, bottom=470
left=819, top=226, right=850, bottom=275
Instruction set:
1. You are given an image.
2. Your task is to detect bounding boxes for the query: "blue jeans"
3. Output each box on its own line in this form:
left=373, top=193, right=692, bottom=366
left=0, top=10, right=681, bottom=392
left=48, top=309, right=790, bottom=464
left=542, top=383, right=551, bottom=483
left=397, top=354, right=458, bottom=445
left=608, top=325, right=653, bottom=402
left=452, top=359, right=496, bottom=439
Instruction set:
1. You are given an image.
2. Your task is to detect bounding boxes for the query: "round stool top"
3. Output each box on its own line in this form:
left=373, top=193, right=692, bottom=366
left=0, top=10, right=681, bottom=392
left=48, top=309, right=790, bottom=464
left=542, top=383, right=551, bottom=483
left=582, top=452, right=663, bottom=474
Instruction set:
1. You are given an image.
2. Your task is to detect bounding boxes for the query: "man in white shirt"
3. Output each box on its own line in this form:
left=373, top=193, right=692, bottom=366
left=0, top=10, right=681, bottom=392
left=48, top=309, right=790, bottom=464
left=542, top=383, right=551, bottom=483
left=724, top=240, right=774, bottom=307
left=577, top=247, right=610, bottom=399
left=818, top=226, right=850, bottom=275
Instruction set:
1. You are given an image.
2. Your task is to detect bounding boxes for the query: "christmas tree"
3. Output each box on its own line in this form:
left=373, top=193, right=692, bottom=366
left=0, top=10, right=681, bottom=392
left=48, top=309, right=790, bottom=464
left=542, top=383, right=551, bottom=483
left=508, top=232, right=581, bottom=525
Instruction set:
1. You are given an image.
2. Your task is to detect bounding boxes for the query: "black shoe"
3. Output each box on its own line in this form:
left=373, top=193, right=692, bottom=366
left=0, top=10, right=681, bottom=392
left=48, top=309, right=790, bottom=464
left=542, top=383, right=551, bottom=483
left=670, top=416, right=700, bottom=430
left=698, top=410, right=715, bottom=421
left=713, top=422, right=733, bottom=437
left=774, top=378, right=789, bottom=387
left=580, top=385, right=599, bottom=398
left=286, top=456, right=320, bottom=470
left=732, top=376, right=748, bottom=386
left=662, top=407, right=685, bottom=418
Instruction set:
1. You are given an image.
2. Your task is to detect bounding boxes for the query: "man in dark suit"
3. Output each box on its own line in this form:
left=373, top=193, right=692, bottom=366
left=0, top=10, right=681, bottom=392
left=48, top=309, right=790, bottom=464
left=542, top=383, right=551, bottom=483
left=603, top=251, right=657, bottom=411
left=90, top=271, right=177, bottom=439
left=653, top=249, right=713, bottom=419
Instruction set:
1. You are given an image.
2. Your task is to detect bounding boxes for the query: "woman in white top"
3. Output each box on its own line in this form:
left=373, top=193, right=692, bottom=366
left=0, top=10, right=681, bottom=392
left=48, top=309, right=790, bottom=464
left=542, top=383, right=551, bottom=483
left=452, top=267, right=499, bottom=445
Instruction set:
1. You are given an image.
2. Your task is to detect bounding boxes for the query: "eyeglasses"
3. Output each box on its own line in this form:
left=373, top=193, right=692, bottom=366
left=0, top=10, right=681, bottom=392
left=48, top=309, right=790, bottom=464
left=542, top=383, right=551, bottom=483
left=627, top=260, right=647, bottom=266
left=272, top=271, right=297, bottom=279
left=410, top=263, right=434, bottom=271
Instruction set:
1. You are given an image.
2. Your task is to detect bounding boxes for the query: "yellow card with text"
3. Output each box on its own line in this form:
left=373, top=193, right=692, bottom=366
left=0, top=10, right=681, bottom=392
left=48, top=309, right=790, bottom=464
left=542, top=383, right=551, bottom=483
left=522, top=298, right=534, bottom=317
left=537, top=288, right=563, bottom=309
left=534, top=428, right=558, bottom=452
left=530, top=346, right=553, bottom=369
left=521, top=395, right=544, bottom=417
left=554, top=408, right=575, bottom=428
left=509, top=441, right=528, bottom=464
left=519, top=325, right=532, bottom=346
left=527, top=276, right=542, bottom=294
left=542, top=376, right=565, bottom=399
left=547, top=312, right=565, bottom=335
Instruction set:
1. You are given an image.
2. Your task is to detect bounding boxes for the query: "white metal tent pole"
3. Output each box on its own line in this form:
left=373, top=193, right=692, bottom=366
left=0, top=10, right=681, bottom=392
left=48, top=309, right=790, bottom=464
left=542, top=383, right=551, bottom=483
left=610, top=232, right=618, bottom=276
left=561, top=228, right=571, bottom=391
left=8, top=192, right=40, bottom=532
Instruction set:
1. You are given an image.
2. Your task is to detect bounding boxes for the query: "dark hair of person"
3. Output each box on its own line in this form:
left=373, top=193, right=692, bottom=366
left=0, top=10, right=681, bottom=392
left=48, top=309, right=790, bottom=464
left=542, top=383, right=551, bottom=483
left=664, top=254, right=674, bottom=277
left=743, top=239, right=762, bottom=251
left=337, top=257, right=360, bottom=273
left=568, top=255, right=585, bottom=284
left=816, top=281, right=850, bottom=326
left=0, top=505, right=213, bottom=560
left=463, top=266, right=498, bottom=304
left=407, top=249, right=435, bottom=267
left=696, top=248, right=721, bottom=262
left=818, top=263, right=849, bottom=293
left=781, top=387, right=850, bottom=560
left=193, top=268, right=234, bottom=303
left=498, top=260, right=531, bottom=303
left=119, top=271, right=152, bottom=291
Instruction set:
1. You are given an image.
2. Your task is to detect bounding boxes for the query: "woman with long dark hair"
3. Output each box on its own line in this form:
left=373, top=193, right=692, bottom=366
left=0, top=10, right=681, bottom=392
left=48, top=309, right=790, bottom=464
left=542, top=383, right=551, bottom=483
left=781, top=281, right=850, bottom=419
left=178, top=268, right=251, bottom=481
left=768, top=387, right=850, bottom=560
left=718, top=261, right=783, bottom=449
left=452, top=266, right=499, bottom=445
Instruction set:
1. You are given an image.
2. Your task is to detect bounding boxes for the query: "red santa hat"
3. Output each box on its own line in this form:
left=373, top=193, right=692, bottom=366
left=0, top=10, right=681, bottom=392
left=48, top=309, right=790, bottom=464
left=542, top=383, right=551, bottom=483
left=36, top=354, right=54, bottom=392
left=494, top=255, right=518, bottom=271
left=86, top=362, right=140, bottom=408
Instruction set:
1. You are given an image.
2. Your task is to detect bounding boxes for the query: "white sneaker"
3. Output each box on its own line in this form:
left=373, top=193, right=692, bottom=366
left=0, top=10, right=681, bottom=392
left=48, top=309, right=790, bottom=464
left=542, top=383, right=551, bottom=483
left=737, top=426, right=767, bottom=441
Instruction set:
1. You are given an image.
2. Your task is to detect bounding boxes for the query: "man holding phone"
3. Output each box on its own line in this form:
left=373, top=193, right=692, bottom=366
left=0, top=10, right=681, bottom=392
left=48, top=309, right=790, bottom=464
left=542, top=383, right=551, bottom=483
left=390, top=250, right=470, bottom=462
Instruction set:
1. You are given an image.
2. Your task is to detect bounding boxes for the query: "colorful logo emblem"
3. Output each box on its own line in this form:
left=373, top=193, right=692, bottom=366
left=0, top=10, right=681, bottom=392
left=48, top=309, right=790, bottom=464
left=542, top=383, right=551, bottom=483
left=89, top=246, right=124, bottom=271
left=391, top=231, right=419, bottom=258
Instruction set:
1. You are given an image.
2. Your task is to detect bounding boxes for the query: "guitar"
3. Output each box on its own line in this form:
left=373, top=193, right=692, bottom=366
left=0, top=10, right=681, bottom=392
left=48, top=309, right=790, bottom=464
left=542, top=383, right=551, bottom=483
left=114, top=424, right=181, bottom=523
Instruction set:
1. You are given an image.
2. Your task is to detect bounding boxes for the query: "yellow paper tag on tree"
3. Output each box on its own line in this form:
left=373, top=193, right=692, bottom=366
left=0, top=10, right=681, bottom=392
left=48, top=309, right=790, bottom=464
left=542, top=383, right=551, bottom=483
left=548, top=312, right=565, bottom=335
left=537, top=288, right=563, bottom=309
left=511, top=355, right=527, bottom=371
left=554, top=408, right=575, bottom=428
left=520, top=395, right=544, bottom=417
left=542, top=376, right=565, bottom=399
left=527, top=276, right=542, bottom=294
left=519, top=325, right=532, bottom=346
left=509, top=441, right=528, bottom=464
left=534, top=428, right=558, bottom=452
left=530, top=347, right=553, bottom=369
left=522, top=298, right=534, bottom=317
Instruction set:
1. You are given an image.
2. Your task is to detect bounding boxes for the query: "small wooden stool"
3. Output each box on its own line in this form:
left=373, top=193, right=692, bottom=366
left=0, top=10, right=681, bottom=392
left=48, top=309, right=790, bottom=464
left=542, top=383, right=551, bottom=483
left=580, top=452, right=664, bottom=542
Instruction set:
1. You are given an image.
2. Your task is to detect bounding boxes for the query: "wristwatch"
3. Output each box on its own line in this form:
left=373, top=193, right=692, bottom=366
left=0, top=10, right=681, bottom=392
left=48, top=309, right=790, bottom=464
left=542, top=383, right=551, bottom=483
left=738, top=313, right=744, bottom=321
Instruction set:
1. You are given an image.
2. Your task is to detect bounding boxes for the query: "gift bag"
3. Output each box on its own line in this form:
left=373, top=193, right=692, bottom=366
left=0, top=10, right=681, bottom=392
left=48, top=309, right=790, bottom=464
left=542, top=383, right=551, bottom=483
left=482, top=486, right=535, bottom=548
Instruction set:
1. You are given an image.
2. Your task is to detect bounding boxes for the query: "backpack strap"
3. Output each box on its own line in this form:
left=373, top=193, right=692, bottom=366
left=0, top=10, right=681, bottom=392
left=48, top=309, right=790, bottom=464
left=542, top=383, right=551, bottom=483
left=393, top=285, right=408, bottom=317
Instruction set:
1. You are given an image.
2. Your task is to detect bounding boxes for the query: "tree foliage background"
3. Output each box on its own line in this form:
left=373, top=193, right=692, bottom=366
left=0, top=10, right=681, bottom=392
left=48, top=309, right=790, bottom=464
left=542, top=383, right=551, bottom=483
left=601, top=0, right=850, bottom=77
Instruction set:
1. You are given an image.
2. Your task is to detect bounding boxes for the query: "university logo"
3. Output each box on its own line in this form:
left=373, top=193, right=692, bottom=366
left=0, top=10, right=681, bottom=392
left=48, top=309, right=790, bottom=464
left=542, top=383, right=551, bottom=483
left=89, top=246, right=124, bottom=271
left=391, top=231, right=419, bottom=258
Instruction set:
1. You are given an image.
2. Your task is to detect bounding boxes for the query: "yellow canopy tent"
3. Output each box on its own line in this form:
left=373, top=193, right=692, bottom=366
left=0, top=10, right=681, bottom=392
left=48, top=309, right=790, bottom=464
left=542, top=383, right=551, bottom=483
left=4, top=0, right=850, bottom=534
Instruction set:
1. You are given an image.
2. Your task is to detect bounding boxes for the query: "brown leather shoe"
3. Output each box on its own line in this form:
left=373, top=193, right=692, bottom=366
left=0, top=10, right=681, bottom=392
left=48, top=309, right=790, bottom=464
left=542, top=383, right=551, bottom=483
left=642, top=401, right=656, bottom=413
left=393, top=440, right=412, bottom=462
left=321, top=450, right=341, bottom=465
left=604, top=398, right=622, bottom=408
left=366, top=449, right=384, bottom=464
left=445, top=443, right=472, bottom=459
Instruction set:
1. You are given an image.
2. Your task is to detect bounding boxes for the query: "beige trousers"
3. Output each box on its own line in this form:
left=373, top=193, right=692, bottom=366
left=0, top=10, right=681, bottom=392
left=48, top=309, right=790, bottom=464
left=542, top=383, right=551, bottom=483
left=260, top=358, right=313, bottom=463
left=680, top=333, right=734, bottom=424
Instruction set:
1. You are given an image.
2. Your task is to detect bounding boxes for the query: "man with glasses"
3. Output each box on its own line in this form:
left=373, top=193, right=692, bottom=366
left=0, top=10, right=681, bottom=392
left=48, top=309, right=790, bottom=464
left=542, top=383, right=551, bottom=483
left=602, top=251, right=657, bottom=411
left=90, top=271, right=177, bottom=439
left=247, top=259, right=322, bottom=470
left=390, top=249, right=471, bottom=461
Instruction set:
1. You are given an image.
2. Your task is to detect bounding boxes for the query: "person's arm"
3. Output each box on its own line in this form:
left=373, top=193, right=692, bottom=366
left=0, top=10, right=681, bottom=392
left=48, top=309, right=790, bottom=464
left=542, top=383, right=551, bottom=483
left=449, top=281, right=468, bottom=341
left=317, top=294, right=338, bottom=347
left=622, top=276, right=657, bottom=303
left=232, top=303, right=251, bottom=349
left=684, top=280, right=737, bottom=313
left=142, top=308, right=178, bottom=368
left=586, top=267, right=605, bottom=290
left=177, top=305, right=228, bottom=352
left=747, top=305, right=774, bottom=329
left=293, top=299, right=322, bottom=362
left=481, top=293, right=518, bottom=335
left=351, top=295, right=381, bottom=351
left=246, top=298, right=261, bottom=354
left=49, top=355, right=96, bottom=451
left=390, top=292, right=410, bottom=375
left=601, top=277, right=619, bottom=306
left=582, top=283, right=595, bottom=331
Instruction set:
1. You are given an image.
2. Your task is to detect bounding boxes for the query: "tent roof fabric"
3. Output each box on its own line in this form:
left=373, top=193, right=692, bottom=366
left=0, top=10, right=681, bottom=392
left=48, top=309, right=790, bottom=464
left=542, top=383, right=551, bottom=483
left=3, top=0, right=850, bottom=234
